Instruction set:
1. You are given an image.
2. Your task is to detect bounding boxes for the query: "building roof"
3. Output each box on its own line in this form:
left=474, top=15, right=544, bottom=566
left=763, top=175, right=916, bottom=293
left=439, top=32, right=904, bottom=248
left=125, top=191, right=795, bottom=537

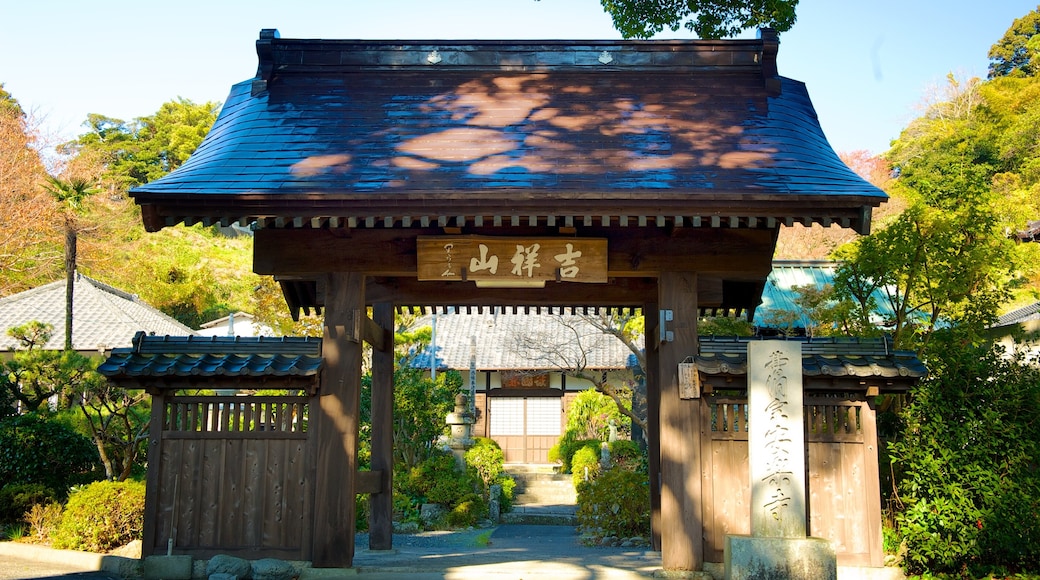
left=753, top=260, right=897, bottom=330
left=994, top=301, right=1040, bottom=328
left=695, top=336, right=926, bottom=390
left=411, top=309, right=636, bottom=371
left=0, top=274, right=195, bottom=352
left=131, top=30, right=885, bottom=234
left=98, top=332, right=322, bottom=391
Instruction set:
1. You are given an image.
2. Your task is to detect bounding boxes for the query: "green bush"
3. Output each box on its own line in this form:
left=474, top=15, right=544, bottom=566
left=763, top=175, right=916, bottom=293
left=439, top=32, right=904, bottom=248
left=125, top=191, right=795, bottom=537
left=889, top=337, right=1040, bottom=575
left=464, top=437, right=515, bottom=512
left=565, top=388, right=630, bottom=441
left=51, top=480, right=145, bottom=552
left=576, top=469, right=650, bottom=539
left=571, top=444, right=602, bottom=488
left=446, top=493, right=488, bottom=528
left=608, top=440, right=646, bottom=473
left=0, top=414, right=101, bottom=495
left=550, top=434, right=601, bottom=474
left=398, top=449, right=487, bottom=527
left=0, top=483, right=57, bottom=525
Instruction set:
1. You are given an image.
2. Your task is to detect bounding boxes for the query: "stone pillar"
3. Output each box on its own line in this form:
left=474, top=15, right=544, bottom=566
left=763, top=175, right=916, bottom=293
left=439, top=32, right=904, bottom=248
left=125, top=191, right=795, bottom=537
left=725, top=340, right=836, bottom=580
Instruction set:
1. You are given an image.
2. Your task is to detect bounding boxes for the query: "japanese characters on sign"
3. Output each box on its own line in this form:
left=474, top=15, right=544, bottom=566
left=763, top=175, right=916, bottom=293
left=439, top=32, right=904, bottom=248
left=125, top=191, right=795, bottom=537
left=748, top=340, right=806, bottom=539
left=417, top=237, right=608, bottom=284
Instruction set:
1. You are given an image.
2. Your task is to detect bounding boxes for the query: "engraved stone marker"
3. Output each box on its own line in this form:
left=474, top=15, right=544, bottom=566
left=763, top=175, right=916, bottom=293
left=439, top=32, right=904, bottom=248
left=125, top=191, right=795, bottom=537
left=748, top=340, right=805, bottom=538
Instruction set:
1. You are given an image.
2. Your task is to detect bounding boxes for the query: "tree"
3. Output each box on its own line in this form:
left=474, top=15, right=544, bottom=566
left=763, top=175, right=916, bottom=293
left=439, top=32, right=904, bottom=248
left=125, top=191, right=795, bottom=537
left=833, top=74, right=1027, bottom=352
left=988, top=6, right=1040, bottom=79
left=600, top=0, right=798, bottom=39
left=62, top=98, right=219, bottom=190
left=43, top=176, right=98, bottom=350
left=65, top=374, right=150, bottom=482
left=0, top=84, right=58, bottom=296
left=1, top=323, right=94, bottom=412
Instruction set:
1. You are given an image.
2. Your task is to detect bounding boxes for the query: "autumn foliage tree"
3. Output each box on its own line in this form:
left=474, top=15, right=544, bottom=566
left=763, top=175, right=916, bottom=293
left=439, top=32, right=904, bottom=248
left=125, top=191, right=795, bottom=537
left=0, top=84, right=61, bottom=295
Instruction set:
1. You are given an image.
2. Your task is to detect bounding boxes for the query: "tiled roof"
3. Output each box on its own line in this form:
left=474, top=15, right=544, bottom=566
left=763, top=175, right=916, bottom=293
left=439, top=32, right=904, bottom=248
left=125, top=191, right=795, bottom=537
left=410, top=310, right=637, bottom=371
left=131, top=32, right=885, bottom=233
left=0, top=274, right=196, bottom=352
left=754, top=260, right=898, bottom=329
left=695, top=336, right=927, bottom=379
left=98, top=333, right=322, bottom=380
left=995, top=301, right=1040, bottom=327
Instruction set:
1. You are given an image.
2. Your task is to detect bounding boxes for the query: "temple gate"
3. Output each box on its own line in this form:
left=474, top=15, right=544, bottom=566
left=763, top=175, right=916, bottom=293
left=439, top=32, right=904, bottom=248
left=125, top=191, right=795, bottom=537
left=104, top=29, right=910, bottom=572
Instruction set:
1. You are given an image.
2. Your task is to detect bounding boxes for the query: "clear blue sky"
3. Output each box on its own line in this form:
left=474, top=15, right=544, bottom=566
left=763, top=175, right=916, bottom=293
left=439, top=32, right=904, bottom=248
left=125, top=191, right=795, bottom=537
left=1, top=0, right=1035, bottom=155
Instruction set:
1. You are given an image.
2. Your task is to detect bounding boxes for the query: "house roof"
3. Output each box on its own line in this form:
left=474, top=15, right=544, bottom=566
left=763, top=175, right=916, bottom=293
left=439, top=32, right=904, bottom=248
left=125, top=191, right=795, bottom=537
left=98, top=332, right=322, bottom=390
left=410, top=309, right=637, bottom=371
left=994, top=301, right=1040, bottom=328
left=131, top=30, right=885, bottom=234
left=0, top=274, right=195, bottom=352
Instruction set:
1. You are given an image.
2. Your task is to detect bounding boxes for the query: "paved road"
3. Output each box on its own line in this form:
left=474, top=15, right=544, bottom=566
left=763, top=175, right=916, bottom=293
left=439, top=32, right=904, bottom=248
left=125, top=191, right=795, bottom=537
left=0, top=558, right=117, bottom=580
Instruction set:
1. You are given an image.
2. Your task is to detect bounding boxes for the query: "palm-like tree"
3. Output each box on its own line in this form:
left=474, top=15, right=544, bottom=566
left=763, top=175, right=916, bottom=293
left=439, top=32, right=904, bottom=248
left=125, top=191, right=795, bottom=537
left=43, top=176, right=97, bottom=351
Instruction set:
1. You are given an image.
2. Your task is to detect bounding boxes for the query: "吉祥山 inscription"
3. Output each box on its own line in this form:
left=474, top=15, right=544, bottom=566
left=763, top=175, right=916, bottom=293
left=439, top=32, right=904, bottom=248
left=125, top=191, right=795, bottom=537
left=416, top=237, right=608, bottom=284
left=748, top=340, right=806, bottom=538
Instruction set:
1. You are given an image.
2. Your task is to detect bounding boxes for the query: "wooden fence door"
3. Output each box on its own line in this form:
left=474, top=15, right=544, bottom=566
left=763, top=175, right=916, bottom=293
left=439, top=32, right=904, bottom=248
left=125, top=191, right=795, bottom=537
left=700, top=394, right=883, bottom=566
left=143, top=394, right=315, bottom=561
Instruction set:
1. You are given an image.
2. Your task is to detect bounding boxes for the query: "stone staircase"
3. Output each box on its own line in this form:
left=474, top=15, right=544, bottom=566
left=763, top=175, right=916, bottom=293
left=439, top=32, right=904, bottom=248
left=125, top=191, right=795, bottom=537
left=502, top=464, right=578, bottom=525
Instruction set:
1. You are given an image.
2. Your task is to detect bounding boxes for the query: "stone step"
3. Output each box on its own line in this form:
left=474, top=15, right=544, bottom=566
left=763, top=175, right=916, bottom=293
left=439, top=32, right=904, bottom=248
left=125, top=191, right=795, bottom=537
left=506, top=465, right=577, bottom=506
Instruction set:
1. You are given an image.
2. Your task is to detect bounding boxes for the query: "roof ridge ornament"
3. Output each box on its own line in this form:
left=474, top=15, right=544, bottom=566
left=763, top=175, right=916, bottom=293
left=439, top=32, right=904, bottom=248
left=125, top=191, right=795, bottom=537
left=252, top=28, right=280, bottom=96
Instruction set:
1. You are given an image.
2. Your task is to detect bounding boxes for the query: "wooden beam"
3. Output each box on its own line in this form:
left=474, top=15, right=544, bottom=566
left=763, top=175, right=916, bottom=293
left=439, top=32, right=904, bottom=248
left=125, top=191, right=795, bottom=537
left=355, top=470, right=383, bottom=495
left=363, top=314, right=391, bottom=352
left=368, top=302, right=395, bottom=551
left=657, top=271, right=703, bottom=571
left=312, top=272, right=364, bottom=568
left=644, top=303, right=662, bottom=552
left=364, top=277, right=656, bottom=307
left=254, top=227, right=775, bottom=278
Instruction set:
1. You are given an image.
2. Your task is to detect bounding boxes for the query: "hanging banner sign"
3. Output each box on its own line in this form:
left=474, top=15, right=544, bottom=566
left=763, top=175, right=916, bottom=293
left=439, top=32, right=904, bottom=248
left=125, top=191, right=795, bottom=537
left=417, top=236, right=608, bottom=284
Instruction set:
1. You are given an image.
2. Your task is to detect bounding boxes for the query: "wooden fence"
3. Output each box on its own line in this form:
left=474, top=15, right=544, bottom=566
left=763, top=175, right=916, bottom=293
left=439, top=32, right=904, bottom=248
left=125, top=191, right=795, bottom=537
left=142, top=394, right=315, bottom=560
left=701, top=393, right=883, bottom=566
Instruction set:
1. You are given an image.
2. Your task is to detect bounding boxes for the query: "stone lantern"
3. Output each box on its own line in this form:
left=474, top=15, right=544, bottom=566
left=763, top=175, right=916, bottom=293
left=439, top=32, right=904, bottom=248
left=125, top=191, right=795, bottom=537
left=445, top=393, right=475, bottom=468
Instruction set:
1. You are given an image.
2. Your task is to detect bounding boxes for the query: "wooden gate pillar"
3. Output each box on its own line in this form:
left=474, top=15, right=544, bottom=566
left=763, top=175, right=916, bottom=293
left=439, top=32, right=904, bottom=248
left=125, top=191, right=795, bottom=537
left=644, top=303, right=662, bottom=552
left=657, top=272, right=703, bottom=571
left=368, top=301, right=395, bottom=550
left=312, top=272, right=365, bottom=567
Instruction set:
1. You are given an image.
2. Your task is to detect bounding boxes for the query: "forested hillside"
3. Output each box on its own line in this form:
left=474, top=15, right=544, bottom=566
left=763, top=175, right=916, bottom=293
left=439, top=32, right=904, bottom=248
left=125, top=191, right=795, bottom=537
left=0, top=89, right=307, bottom=333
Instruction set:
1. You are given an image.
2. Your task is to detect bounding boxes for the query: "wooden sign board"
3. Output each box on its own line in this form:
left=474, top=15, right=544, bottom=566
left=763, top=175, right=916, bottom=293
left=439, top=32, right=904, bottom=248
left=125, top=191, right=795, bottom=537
left=417, top=236, right=607, bottom=284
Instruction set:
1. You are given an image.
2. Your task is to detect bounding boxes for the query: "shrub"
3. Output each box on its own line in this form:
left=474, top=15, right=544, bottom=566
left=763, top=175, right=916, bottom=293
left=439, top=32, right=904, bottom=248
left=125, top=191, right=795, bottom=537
left=576, top=469, right=650, bottom=539
left=446, top=493, right=488, bottom=528
left=25, top=502, right=63, bottom=541
left=565, top=388, right=629, bottom=441
left=0, top=483, right=57, bottom=525
left=550, top=434, right=601, bottom=474
left=51, top=480, right=145, bottom=552
left=608, top=440, right=646, bottom=473
left=464, top=437, right=515, bottom=512
left=571, top=444, right=602, bottom=488
left=398, top=449, right=487, bottom=527
left=0, top=414, right=101, bottom=495
left=889, top=338, right=1040, bottom=575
